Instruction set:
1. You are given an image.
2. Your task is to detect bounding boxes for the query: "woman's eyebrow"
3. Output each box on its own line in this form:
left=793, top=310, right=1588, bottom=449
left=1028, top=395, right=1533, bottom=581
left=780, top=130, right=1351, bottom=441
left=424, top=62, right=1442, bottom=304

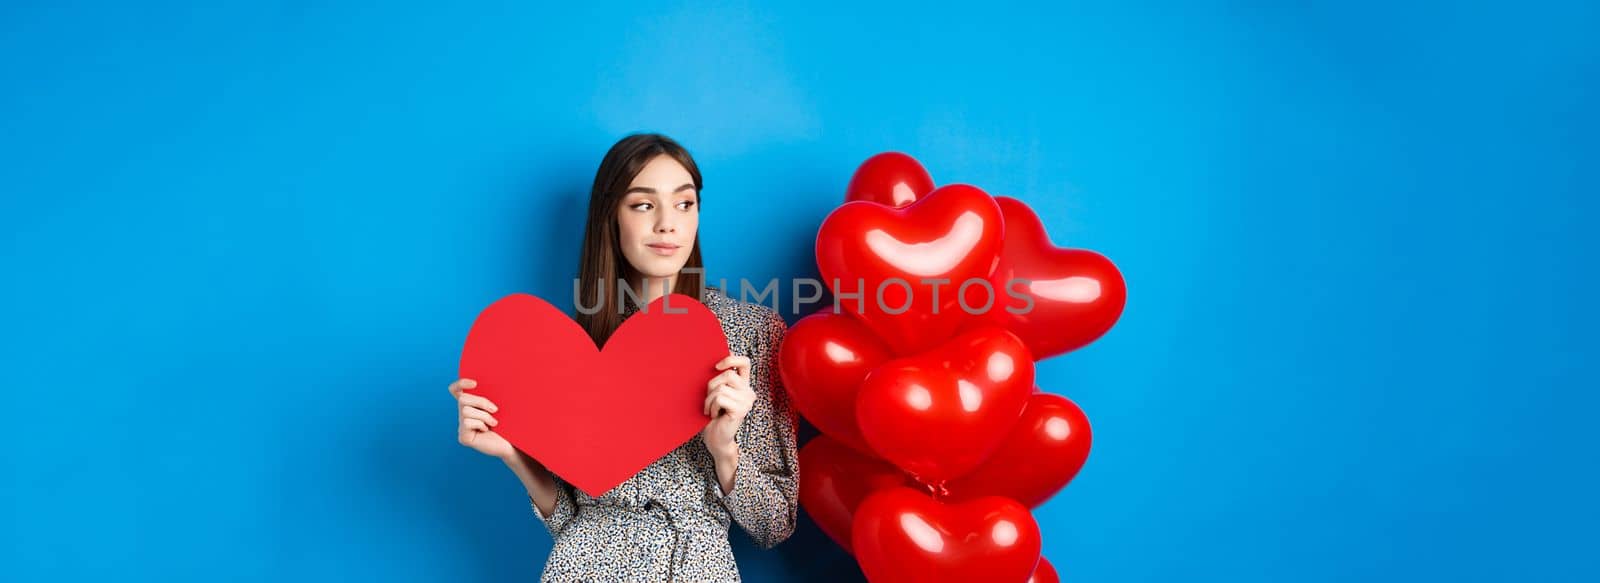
left=624, top=183, right=696, bottom=195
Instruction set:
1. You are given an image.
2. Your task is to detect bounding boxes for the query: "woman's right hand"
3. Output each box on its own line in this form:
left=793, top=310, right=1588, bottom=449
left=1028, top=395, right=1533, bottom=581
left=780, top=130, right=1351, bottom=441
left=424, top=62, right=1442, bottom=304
left=450, top=378, right=515, bottom=460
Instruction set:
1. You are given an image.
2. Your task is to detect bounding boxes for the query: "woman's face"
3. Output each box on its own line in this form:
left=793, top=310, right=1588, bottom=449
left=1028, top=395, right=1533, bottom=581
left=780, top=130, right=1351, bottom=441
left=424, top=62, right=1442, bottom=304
left=617, top=154, right=699, bottom=286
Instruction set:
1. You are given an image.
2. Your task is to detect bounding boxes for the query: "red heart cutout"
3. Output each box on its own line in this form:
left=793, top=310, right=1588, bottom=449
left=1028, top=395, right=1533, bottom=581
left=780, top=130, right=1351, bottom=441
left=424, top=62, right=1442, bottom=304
left=778, top=309, right=893, bottom=455
left=852, top=486, right=1042, bottom=583
left=855, top=326, right=1034, bottom=483
left=968, top=196, right=1126, bottom=360
left=944, top=391, right=1092, bottom=508
left=457, top=293, right=728, bottom=497
left=816, top=184, right=1005, bottom=356
left=844, top=151, right=936, bottom=208
left=797, top=434, right=912, bottom=555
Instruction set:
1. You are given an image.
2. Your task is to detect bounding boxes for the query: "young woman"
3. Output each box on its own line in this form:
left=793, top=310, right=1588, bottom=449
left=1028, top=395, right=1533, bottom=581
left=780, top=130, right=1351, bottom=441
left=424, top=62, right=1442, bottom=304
left=447, top=133, right=800, bottom=581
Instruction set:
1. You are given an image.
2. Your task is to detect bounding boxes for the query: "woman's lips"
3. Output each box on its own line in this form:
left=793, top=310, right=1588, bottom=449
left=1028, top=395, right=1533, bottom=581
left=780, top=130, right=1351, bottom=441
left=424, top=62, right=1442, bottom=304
left=647, top=243, right=681, bottom=256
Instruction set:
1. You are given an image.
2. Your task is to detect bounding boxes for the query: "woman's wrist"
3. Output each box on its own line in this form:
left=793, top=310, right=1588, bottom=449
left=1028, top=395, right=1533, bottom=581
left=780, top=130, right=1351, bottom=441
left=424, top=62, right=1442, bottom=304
left=713, top=443, right=739, bottom=469
left=713, top=445, right=740, bottom=495
left=504, top=450, right=557, bottom=499
left=709, top=439, right=738, bottom=462
left=503, top=450, right=546, bottom=477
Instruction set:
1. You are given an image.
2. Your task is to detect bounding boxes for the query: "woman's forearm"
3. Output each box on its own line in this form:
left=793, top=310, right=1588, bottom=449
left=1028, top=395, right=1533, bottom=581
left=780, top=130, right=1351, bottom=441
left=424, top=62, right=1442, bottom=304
left=713, top=446, right=739, bottom=496
left=503, top=451, right=560, bottom=518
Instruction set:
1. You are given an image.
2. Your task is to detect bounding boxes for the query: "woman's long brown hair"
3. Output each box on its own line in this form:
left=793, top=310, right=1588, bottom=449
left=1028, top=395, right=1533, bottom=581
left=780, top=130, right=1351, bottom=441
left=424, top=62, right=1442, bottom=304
left=574, top=133, right=706, bottom=347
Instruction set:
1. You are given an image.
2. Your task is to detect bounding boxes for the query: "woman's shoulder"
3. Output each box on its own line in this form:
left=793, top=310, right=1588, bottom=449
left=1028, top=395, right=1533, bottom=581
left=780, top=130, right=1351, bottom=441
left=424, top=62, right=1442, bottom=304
left=706, top=286, right=787, bottom=338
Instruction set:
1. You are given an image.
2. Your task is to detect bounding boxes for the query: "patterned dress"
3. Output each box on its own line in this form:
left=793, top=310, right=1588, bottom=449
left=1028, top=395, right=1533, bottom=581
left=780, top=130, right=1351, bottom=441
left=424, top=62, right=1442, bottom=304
left=529, top=286, right=801, bottom=582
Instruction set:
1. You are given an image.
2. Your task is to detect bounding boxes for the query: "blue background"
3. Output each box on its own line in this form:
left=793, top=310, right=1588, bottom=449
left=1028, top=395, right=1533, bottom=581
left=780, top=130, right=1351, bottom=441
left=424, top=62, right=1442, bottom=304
left=4, top=1, right=1596, bottom=581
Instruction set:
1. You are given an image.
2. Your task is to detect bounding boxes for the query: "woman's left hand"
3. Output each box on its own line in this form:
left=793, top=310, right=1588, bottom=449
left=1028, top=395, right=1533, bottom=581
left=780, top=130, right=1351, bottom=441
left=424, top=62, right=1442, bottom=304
left=702, top=354, right=754, bottom=459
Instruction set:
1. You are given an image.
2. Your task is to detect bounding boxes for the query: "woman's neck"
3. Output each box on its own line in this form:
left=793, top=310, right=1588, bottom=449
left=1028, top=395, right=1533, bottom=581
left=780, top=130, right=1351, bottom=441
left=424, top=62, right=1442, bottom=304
left=627, top=273, right=677, bottom=306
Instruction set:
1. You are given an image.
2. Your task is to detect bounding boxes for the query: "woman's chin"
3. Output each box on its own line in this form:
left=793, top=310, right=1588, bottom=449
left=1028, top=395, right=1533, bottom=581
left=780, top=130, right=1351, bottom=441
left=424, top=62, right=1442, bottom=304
left=632, top=265, right=685, bottom=284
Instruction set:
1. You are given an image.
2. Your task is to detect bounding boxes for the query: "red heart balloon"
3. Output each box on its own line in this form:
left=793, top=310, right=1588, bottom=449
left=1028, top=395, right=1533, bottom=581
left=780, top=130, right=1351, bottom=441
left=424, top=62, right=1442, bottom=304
left=845, top=151, right=936, bottom=208
left=778, top=309, right=893, bottom=455
left=856, top=326, right=1034, bottom=483
left=852, top=486, right=1042, bottom=583
left=457, top=293, right=727, bottom=497
left=797, top=434, right=913, bottom=555
left=967, top=196, right=1126, bottom=360
left=944, top=392, right=1092, bottom=508
left=1028, top=556, right=1061, bottom=583
left=816, top=184, right=1005, bottom=356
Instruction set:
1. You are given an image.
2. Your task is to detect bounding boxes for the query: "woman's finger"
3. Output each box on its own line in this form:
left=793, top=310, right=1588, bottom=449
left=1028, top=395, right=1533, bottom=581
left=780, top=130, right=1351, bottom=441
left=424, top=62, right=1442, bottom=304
left=449, top=378, right=477, bottom=398
left=707, top=373, right=741, bottom=395
left=707, top=370, right=742, bottom=392
left=715, top=355, right=751, bottom=379
left=459, top=393, right=498, bottom=413
left=733, top=389, right=755, bottom=411
left=710, top=368, right=732, bottom=392
left=462, top=418, right=488, bottom=432
left=704, top=383, right=735, bottom=416
left=461, top=405, right=499, bottom=426
left=707, top=387, right=745, bottom=415
left=713, top=394, right=741, bottom=417
left=703, top=388, right=719, bottom=416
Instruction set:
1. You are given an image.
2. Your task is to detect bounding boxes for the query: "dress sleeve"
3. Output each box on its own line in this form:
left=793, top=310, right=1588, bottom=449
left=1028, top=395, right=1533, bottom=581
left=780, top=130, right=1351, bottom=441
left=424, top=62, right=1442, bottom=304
left=530, top=472, right=578, bottom=538
left=710, top=309, right=801, bottom=549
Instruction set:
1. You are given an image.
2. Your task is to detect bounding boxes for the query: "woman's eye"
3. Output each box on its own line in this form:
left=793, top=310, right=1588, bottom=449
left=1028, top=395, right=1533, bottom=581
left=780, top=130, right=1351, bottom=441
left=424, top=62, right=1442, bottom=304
left=676, top=200, right=695, bottom=211
left=629, top=202, right=653, bottom=211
